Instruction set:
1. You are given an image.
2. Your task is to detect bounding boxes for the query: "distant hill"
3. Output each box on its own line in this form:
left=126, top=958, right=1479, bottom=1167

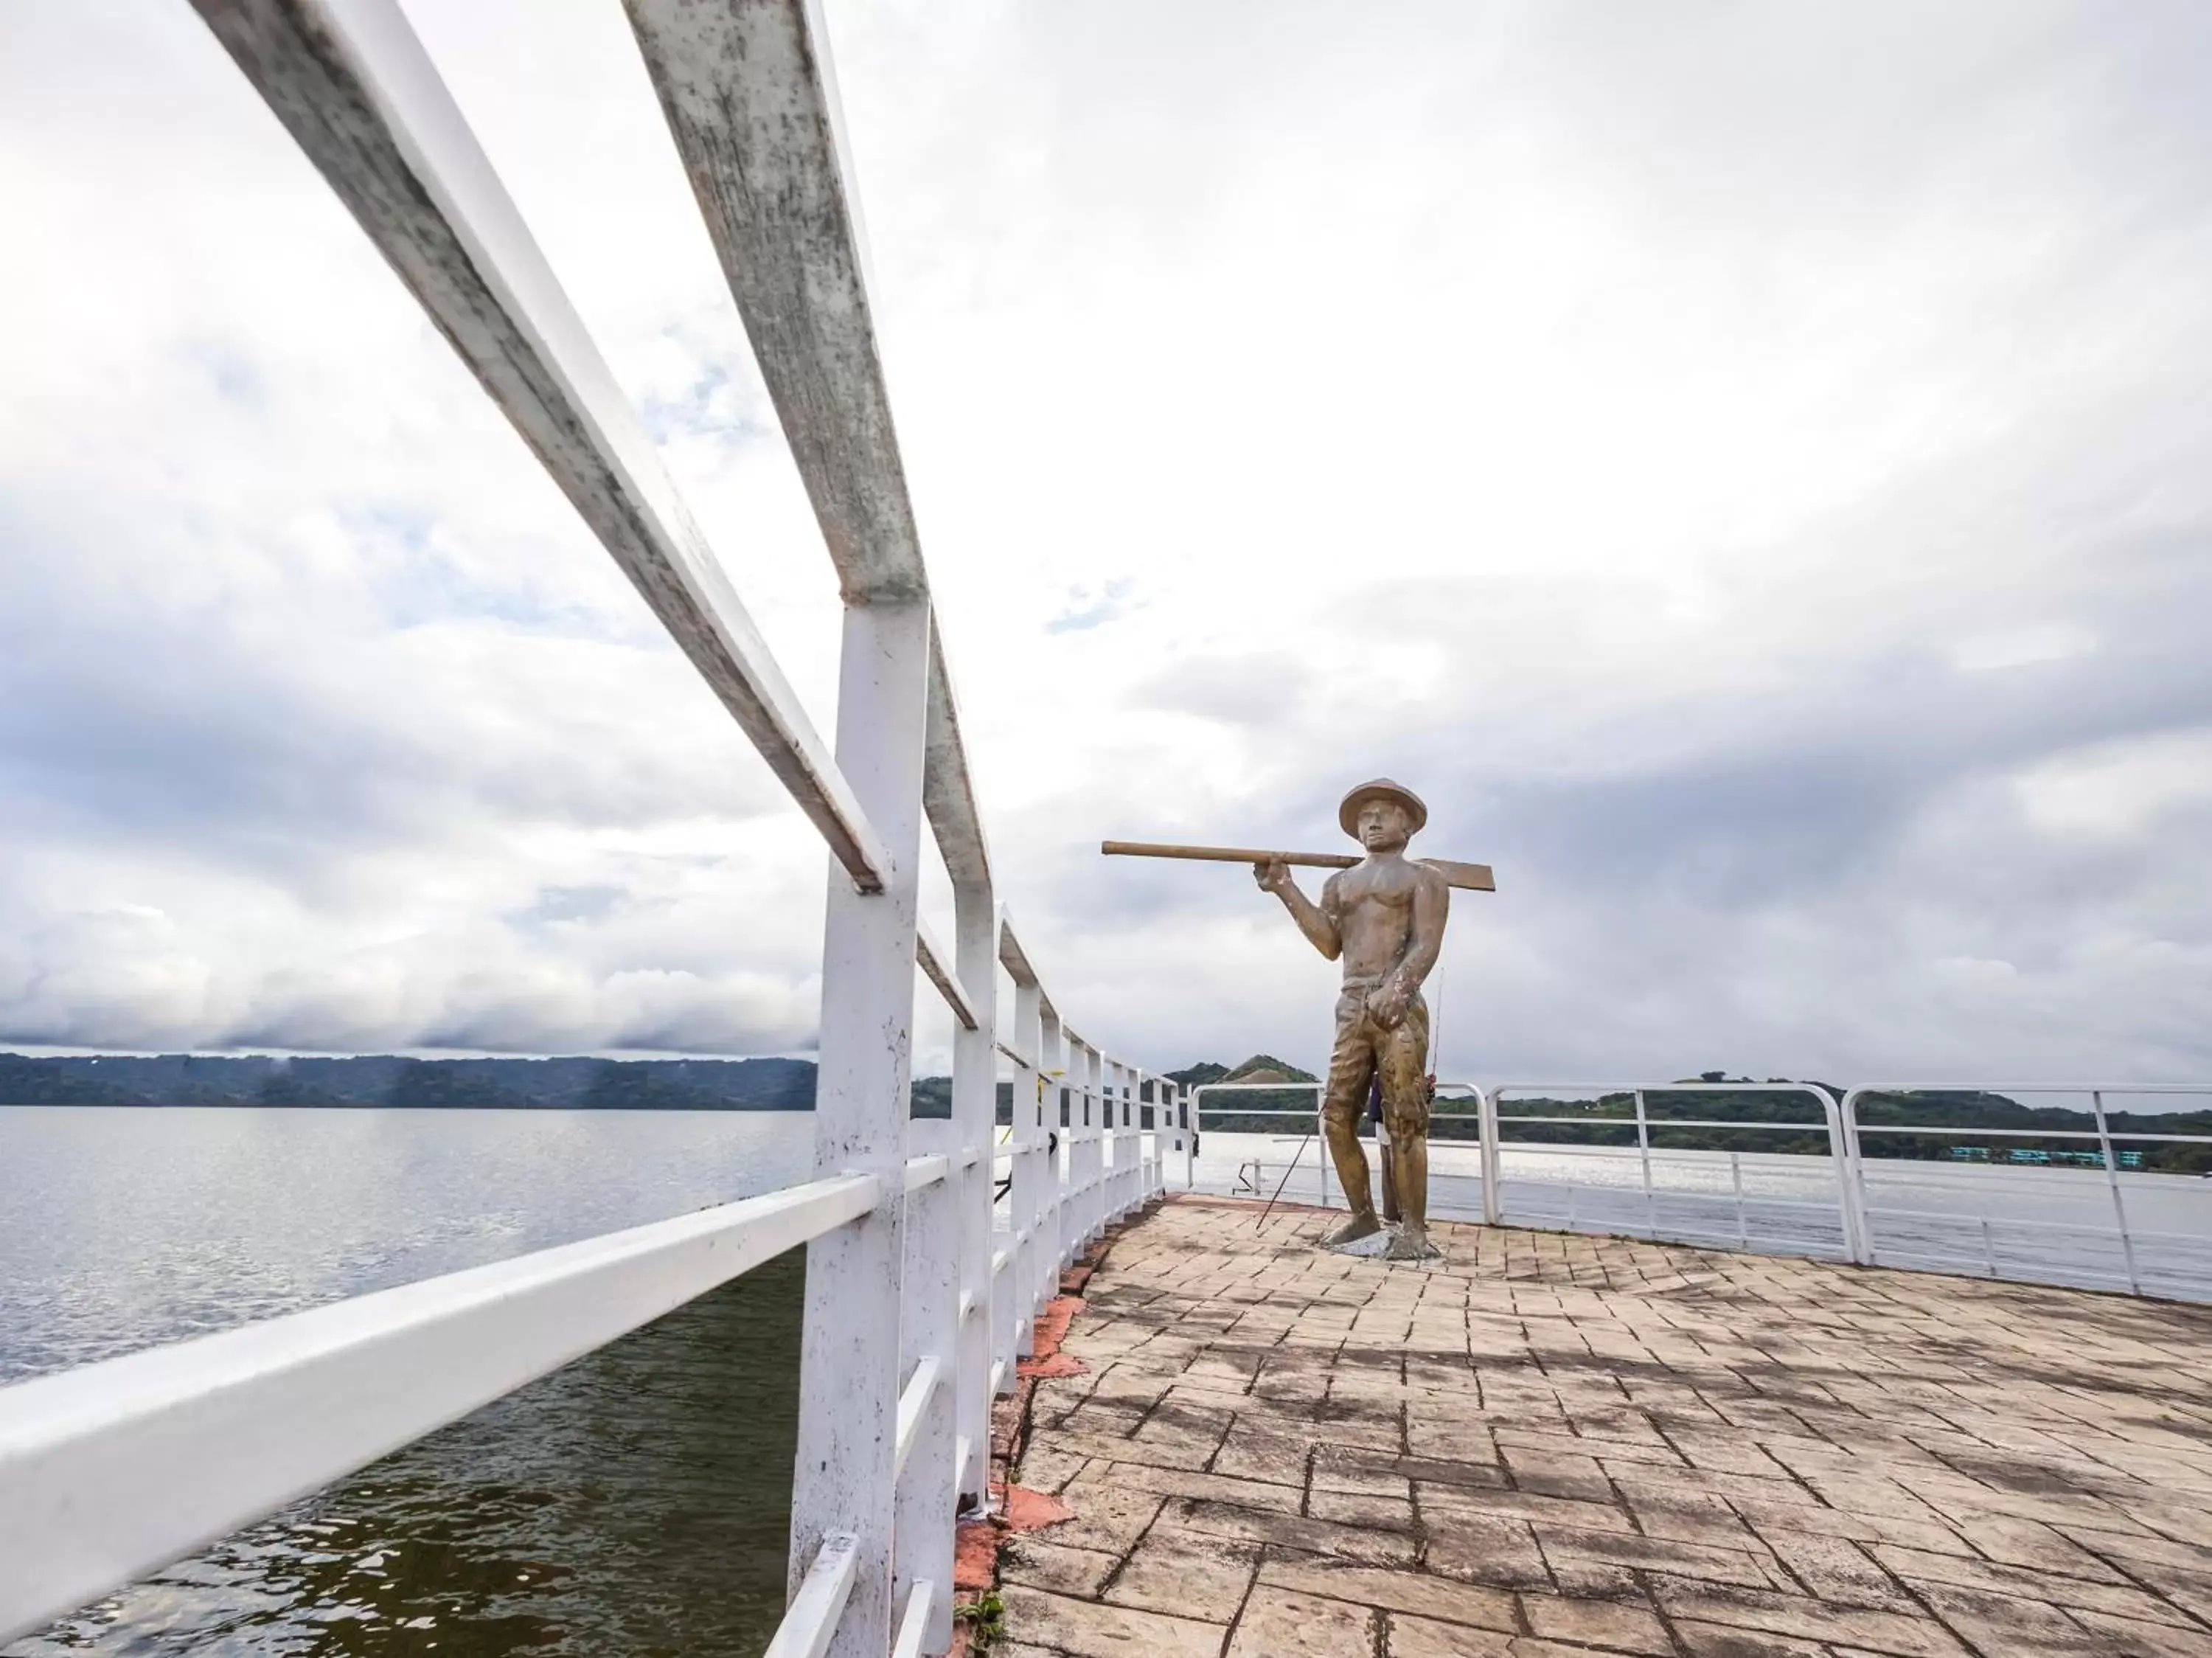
left=1, top=1052, right=818, bottom=1111
left=1167, top=1055, right=1320, bottom=1125
left=0, top=1052, right=1018, bottom=1119
left=1169, top=1055, right=1318, bottom=1086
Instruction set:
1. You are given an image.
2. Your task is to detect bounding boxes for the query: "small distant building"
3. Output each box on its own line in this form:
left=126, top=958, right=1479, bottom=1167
left=1944, top=1145, right=2142, bottom=1170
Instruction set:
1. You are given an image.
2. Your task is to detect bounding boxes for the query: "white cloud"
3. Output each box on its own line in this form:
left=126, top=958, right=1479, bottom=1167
left=0, top=0, right=2207, bottom=1083
left=1953, top=623, right=2098, bottom=675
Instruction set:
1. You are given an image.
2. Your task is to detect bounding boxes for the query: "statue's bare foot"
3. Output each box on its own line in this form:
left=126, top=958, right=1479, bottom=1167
left=1385, top=1227, right=1442, bottom=1263
left=1320, top=1213, right=1382, bottom=1249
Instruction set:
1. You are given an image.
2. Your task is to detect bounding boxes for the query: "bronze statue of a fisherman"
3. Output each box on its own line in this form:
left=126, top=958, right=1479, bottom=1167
left=1255, top=779, right=1447, bottom=1261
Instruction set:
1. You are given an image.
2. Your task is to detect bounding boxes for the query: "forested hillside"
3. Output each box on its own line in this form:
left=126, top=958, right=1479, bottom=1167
left=0, top=1052, right=816, bottom=1110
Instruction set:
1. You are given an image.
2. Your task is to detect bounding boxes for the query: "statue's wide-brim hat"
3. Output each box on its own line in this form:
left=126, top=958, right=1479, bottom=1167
left=1339, top=777, right=1427, bottom=838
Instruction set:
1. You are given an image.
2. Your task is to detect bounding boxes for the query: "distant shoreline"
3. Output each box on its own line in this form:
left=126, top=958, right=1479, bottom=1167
left=1, top=1097, right=815, bottom=1111
left=0, top=1050, right=821, bottom=1112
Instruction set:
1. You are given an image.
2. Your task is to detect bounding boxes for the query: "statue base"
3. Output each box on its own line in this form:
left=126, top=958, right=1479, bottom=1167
left=1320, top=1223, right=1444, bottom=1265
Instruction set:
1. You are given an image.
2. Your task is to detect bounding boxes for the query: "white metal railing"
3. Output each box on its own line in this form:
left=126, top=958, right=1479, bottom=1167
left=1840, top=1085, right=2212, bottom=1299
left=1488, top=1082, right=1863, bottom=1262
left=0, top=1, right=1174, bottom=1653
left=1189, top=1081, right=2212, bottom=1303
left=1189, top=1081, right=1326, bottom=1204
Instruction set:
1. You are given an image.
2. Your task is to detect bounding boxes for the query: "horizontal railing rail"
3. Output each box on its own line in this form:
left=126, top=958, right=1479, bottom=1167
left=0, top=1173, right=874, bottom=1641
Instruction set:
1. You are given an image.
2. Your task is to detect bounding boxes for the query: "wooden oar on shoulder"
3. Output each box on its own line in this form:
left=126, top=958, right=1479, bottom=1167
left=1102, top=840, right=1495, bottom=892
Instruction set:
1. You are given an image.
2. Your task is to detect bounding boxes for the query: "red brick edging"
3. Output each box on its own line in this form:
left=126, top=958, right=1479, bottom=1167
left=947, top=1206, right=1155, bottom=1651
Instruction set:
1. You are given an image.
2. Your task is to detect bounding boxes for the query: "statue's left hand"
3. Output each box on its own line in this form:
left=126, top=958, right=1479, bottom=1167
left=1367, top=979, right=1410, bottom=1029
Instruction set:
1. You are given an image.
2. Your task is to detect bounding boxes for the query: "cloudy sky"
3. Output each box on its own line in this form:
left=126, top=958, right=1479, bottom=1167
left=1, top=0, right=2208, bottom=1085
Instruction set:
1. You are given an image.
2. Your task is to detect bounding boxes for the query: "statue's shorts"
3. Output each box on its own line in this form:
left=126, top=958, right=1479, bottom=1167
left=1321, top=979, right=1430, bottom=1141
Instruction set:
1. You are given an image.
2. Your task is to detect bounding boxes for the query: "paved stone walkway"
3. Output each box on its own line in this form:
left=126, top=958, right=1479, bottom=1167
left=996, top=1196, right=2212, bottom=1657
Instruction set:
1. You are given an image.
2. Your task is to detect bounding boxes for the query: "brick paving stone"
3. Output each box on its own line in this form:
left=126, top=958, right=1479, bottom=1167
left=1669, top=1619, right=1829, bottom=1657
left=1869, top=1541, right=2194, bottom=1624
left=1649, top=1581, right=1973, bottom=1656
left=1260, top=1557, right=1520, bottom=1630
left=999, top=1197, right=2212, bottom=1658
left=1385, top=1613, right=1516, bottom=1655
left=1422, top=1512, right=1557, bottom=1590
left=1102, top=1524, right=1259, bottom=1623
left=1000, top=1536, right=1121, bottom=1598
left=1033, top=1474, right=1165, bottom=1556
left=1520, top=1592, right=1676, bottom=1653
left=1228, top=1585, right=1378, bottom=1655
left=995, top=1584, right=1224, bottom=1658
left=1166, top=1494, right=1420, bottom=1565
left=1310, top=1485, right=1420, bottom=1531
left=1536, top=1525, right=1786, bottom=1592
left=2067, top=1607, right=2212, bottom=1657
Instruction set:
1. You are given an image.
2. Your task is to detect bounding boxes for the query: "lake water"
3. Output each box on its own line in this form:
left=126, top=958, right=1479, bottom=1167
left=1, top=1106, right=816, bottom=1657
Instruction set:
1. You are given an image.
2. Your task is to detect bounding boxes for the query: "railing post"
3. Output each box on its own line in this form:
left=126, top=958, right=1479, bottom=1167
left=1087, top=1046, right=1105, bottom=1241
left=2091, top=1090, right=2141, bottom=1295
left=951, top=883, right=997, bottom=1511
left=1065, top=1044, right=1085, bottom=1260
left=1812, top=1086, right=1864, bottom=1263
left=1072, top=1044, right=1093, bottom=1249
left=790, top=599, right=930, bottom=1658
left=1835, top=1089, right=1874, bottom=1265
left=1479, top=1087, right=1502, bottom=1226
left=1132, top=1072, right=1146, bottom=1201
left=1183, top=1083, right=1196, bottom=1190
left=1120, top=1067, right=1133, bottom=1212
left=1107, top=1059, right=1124, bottom=1220
left=1105, top=1058, right=1117, bottom=1220
left=1037, top=1010, right=1064, bottom=1312
left=1144, top=1075, right=1161, bottom=1197
left=1123, top=1069, right=1138, bottom=1207
left=1633, top=1089, right=1655, bottom=1238
left=897, top=1122, right=956, bottom=1653
left=1009, top=982, right=1044, bottom=1362
left=1120, top=1065, right=1135, bottom=1213
left=1159, top=1081, right=1170, bottom=1195
left=1143, top=1075, right=1156, bottom=1197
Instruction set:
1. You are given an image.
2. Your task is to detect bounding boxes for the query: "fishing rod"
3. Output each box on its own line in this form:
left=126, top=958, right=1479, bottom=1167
left=1256, top=1127, right=1317, bottom=1229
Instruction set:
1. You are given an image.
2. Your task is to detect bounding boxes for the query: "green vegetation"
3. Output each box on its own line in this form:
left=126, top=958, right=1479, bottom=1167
left=953, top=1590, right=1006, bottom=1649
left=1851, top=1089, right=2212, bottom=1175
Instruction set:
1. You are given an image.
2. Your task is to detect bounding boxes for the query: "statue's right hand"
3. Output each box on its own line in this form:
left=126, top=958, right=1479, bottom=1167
left=1253, top=858, right=1291, bottom=895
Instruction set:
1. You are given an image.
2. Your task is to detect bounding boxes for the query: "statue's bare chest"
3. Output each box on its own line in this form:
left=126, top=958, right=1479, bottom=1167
left=1335, top=861, right=1419, bottom=918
